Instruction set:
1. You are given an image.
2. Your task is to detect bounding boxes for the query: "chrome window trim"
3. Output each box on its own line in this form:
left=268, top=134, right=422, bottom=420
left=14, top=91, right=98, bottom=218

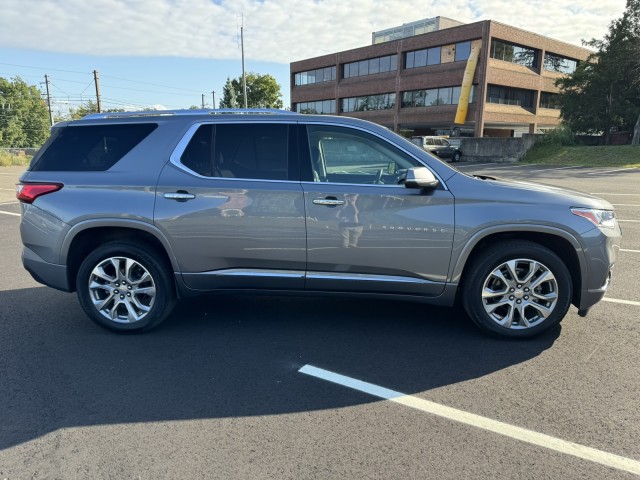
left=169, top=120, right=447, bottom=190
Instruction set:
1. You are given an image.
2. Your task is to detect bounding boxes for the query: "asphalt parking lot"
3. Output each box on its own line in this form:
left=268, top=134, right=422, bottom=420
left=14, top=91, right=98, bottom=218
left=0, top=163, right=639, bottom=479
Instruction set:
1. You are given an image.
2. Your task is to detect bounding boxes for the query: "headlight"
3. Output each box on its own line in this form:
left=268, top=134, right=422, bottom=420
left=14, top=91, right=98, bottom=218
left=571, top=208, right=617, bottom=229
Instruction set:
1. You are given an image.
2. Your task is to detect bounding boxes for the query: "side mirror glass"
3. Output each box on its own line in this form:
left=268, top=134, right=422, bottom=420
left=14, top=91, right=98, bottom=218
left=404, top=167, right=439, bottom=189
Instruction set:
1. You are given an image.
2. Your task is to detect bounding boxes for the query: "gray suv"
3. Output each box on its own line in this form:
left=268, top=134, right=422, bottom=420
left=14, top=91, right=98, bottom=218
left=17, top=110, right=621, bottom=338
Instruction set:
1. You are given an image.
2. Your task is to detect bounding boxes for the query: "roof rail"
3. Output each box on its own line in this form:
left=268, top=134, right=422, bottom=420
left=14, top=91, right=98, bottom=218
left=82, top=108, right=298, bottom=120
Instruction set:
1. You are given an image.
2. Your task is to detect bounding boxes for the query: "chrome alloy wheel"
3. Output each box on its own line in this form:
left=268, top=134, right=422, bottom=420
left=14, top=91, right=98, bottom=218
left=481, top=258, right=559, bottom=329
left=88, top=256, right=156, bottom=323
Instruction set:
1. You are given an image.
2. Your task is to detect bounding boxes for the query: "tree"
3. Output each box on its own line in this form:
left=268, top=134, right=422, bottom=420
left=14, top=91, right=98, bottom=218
left=0, top=76, right=50, bottom=147
left=219, top=73, right=283, bottom=109
left=556, top=0, right=640, bottom=143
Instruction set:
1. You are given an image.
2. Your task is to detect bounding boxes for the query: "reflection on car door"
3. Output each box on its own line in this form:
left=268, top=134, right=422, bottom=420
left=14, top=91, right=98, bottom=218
left=155, top=123, right=307, bottom=291
left=301, top=125, right=454, bottom=296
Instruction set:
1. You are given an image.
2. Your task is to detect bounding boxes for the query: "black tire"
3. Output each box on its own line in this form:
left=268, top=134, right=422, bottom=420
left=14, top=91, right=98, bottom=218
left=76, top=241, right=176, bottom=333
left=453, top=151, right=462, bottom=162
left=462, top=240, right=572, bottom=339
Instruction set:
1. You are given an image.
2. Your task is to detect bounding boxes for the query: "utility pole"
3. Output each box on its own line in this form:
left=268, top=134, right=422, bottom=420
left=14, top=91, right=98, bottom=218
left=93, top=70, right=102, bottom=113
left=201, top=94, right=205, bottom=109
left=44, top=74, right=54, bottom=126
left=212, top=90, right=216, bottom=109
left=241, top=23, right=248, bottom=108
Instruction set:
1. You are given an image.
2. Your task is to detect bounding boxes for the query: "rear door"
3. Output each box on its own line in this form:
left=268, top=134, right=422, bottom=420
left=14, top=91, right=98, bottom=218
left=154, top=122, right=306, bottom=291
left=300, top=124, right=455, bottom=296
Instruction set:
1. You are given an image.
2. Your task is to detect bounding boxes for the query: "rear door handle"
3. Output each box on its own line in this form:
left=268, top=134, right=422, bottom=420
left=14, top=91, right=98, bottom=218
left=313, top=197, right=345, bottom=206
left=164, top=191, right=196, bottom=201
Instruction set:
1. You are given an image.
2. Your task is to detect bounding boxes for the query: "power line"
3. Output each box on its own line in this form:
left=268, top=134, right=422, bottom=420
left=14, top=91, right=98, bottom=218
left=0, top=62, right=89, bottom=75
left=99, top=74, right=203, bottom=94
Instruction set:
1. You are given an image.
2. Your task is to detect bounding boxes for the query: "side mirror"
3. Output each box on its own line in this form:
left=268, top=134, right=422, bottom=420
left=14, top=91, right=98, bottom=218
left=404, top=167, right=439, bottom=189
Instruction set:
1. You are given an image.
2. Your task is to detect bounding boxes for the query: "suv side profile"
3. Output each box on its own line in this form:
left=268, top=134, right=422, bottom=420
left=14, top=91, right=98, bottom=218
left=410, top=136, right=462, bottom=162
left=17, top=110, right=621, bottom=338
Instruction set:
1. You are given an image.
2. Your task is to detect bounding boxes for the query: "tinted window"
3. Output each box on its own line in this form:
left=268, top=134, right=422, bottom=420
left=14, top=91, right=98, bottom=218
left=180, top=123, right=290, bottom=181
left=307, top=125, right=421, bottom=185
left=31, top=123, right=157, bottom=171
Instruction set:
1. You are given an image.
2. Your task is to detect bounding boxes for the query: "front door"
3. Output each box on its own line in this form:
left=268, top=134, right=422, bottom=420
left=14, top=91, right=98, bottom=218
left=301, top=125, right=454, bottom=296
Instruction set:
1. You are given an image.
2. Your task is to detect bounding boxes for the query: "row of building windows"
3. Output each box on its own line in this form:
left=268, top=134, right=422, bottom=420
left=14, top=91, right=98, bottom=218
left=343, top=54, right=398, bottom=78
left=406, top=41, right=472, bottom=69
left=401, top=85, right=477, bottom=107
left=296, top=86, right=560, bottom=114
left=294, top=66, right=337, bottom=86
left=342, top=94, right=397, bottom=112
left=295, top=41, right=474, bottom=86
left=490, top=39, right=578, bottom=74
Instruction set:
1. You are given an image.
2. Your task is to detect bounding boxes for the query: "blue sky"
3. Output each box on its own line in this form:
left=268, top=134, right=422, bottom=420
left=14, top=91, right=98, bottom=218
left=0, top=0, right=627, bottom=114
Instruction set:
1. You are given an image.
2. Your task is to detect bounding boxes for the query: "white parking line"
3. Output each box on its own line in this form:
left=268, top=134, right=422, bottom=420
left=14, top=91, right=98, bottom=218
left=618, top=219, right=640, bottom=223
left=525, top=165, right=582, bottom=173
left=602, top=298, right=640, bottom=307
left=0, top=210, right=20, bottom=217
left=0, top=187, right=16, bottom=191
left=621, top=249, right=640, bottom=253
left=591, top=193, right=640, bottom=196
left=611, top=204, right=640, bottom=207
left=0, top=201, right=18, bottom=205
left=587, top=167, right=639, bottom=175
left=299, top=365, right=640, bottom=476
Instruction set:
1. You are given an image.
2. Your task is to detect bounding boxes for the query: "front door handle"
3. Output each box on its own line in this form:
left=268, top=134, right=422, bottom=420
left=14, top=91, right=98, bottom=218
left=164, top=191, right=196, bottom=202
left=313, top=197, right=345, bottom=206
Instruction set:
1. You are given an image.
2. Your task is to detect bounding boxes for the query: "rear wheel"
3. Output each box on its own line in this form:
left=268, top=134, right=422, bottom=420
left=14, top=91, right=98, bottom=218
left=462, top=241, right=572, bottom=338
left=453, top=151, right=462, bottom=162
left=76, top=242, right=176, bottom=333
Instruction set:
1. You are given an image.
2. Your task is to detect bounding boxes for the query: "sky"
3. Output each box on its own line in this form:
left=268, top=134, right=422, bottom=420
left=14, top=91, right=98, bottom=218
left=0, top=0, right=627, bottom=115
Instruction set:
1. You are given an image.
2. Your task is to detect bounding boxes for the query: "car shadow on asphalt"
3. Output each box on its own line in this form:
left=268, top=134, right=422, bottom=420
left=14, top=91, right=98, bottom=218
left=0, top=287, right=560, bottom=450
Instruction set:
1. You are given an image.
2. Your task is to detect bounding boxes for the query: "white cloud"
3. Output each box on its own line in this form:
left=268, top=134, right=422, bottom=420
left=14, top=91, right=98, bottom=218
left=1, top=0, right=627, bottom=63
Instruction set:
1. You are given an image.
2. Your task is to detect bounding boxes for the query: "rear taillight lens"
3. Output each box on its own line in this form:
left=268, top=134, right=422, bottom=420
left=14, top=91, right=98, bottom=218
left=16, top=183, right=63, bottom=204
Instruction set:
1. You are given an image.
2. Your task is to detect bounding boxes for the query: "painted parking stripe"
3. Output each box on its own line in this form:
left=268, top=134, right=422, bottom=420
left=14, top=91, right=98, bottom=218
left=587, top=167, right=639, bottom=175
left=621, top=249, right=640, bottom=253
left=602, top=298, right=640, bottom=307
left=0, top=210, right=20, bottom=217
left=618, top=219, right=640, bottom=223
left=525, top=165, right=583, bottom=173
left=299, top=365, right=640, bottom=476
left=611, top=204, right=640, bottom=207
left=0, top=201, right=18, bottom=205
left=591, top=193, right=640, bottom=196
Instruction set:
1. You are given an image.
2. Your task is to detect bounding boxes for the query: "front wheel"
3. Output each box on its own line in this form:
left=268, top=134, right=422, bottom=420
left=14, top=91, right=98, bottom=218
left=452, top=151, right=462, bottom=162
left=76, top=242, right=176, bottom=333
left=462, top=241, right=572, bottom=338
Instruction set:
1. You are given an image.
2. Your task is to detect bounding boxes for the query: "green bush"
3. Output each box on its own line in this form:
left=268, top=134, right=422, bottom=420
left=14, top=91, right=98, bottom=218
left=539, top=126, right=576, bottom=146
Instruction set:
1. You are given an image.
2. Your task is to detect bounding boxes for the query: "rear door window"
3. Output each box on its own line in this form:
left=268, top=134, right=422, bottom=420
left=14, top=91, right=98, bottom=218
left=179, top=123, right=293, bottom=181
left=31, top=124, right=157, bottom=171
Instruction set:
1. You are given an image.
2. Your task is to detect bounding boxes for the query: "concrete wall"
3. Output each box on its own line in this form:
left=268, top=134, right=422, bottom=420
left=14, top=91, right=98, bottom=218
left=460, top=134, right=541, bottom=162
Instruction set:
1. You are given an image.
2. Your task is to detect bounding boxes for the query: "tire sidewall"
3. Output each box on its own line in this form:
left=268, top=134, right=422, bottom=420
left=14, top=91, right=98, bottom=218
left=76, top=242, right=175, bottom=333
left=463, top=242, right=572, bottom=338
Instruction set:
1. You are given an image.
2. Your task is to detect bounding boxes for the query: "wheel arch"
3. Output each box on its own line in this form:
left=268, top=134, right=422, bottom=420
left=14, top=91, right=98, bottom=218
left=452, top=226, right=586, bottom=308
left=62, top=220, right=179, bottom=292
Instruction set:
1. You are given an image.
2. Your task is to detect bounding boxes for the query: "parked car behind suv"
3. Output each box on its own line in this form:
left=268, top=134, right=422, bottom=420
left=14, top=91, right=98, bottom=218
left=410, top=135, right=462, bottom=162
left=17, top=110, right=621, bottom=338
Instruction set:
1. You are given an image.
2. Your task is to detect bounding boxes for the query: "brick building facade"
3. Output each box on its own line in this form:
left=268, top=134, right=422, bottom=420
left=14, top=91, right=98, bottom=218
left=290, top=18, right=591, bottom=137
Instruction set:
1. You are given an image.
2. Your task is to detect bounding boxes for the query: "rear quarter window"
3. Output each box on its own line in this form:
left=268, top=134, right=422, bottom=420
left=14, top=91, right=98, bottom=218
left=30, top=123, right=157, bottom=171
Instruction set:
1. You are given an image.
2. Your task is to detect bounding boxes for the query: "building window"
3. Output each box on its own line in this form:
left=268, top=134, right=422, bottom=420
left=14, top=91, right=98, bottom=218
left=343, top=55, right=398, bottom=79
left=455, top=41, right=472, bottom=61
left=295, top=100, right=336, bottom=114
left=341, top=94, right=396, bottom=112
left=544, top=53, right=578, bottom=74
left=539, top=92, right=561, bottom=109
left=490, top=40, right=538, bottom=67
left=405, top=46, right=441, bottom=69
left=487, top=84, right=535, bottom=108
left=294, top=66, right=337, bottom=86
left=401, top=86, right=475, bottom=107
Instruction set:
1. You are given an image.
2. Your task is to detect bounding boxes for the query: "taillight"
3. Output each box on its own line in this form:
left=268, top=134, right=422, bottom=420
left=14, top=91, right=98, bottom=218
left=16, top=183, right=63, bottom=204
